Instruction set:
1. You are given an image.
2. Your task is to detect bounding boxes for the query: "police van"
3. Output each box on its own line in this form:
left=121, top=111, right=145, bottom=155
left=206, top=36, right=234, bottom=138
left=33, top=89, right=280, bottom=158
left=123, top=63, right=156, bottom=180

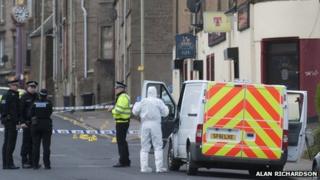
left=142, top=80, right=307, bottom=176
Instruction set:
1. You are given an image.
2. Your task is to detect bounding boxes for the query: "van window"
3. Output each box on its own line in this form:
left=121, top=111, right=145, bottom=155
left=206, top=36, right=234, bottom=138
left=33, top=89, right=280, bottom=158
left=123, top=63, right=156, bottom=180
left=180, top=84, right=202, bottom=116
left=287, top=94, right=302, bottom=122
left=287, top=93, right=303, bottom=146
left=146, top=83, right=176, bottom=119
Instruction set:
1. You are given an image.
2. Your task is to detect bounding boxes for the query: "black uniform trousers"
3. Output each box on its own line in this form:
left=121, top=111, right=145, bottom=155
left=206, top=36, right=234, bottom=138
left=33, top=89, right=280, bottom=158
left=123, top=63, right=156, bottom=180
left=32, top=125, right=52, bottom=167
left=116, top=122, right=130, bottom=165
left=2, top=124, right=18, bottom=168
left=21, top=127, right=32, bottom=164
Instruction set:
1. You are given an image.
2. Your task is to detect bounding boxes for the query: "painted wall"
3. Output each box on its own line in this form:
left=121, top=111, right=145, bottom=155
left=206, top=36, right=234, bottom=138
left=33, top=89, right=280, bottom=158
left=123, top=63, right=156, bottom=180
left=194, top=0, right=320, bottom=118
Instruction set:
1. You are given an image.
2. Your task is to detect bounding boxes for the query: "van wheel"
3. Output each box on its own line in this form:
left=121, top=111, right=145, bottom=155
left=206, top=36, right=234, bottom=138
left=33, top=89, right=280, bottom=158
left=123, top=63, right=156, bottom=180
left=186, top=150, right=198, bottom=175
left=167, top=141, right=182, bottom=171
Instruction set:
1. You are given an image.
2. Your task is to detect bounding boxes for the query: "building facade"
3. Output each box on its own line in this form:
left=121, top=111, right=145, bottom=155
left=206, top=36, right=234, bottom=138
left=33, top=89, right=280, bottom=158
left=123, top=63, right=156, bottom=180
left=173, top=0, right=320, bottom=119
left=0, top=0, right=35, bottom=86
left=114, top=0, right=174, bottom=100
left=29, top=0, right=115, bottom=106
left=172, top=0, right=232, bottom=100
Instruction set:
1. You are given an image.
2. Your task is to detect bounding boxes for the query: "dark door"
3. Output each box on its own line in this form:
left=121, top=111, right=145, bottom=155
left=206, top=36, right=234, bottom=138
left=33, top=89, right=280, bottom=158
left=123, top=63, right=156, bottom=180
left=264, top=40, right=299, bottom=90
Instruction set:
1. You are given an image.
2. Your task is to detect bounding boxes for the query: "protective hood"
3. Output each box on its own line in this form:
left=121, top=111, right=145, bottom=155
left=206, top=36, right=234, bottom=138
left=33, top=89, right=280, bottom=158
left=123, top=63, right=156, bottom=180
left=147, top=86, right=157, bottom=98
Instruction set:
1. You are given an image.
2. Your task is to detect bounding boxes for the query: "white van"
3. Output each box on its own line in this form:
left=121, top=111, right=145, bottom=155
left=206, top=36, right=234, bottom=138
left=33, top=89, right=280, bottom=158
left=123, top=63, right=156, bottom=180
left=142, top=80, right=307, bottom=176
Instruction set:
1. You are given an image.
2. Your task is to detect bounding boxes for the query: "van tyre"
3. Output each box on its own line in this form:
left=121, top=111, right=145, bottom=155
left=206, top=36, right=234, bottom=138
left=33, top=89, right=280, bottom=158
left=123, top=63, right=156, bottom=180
left=186, top=150, right=198, bottom=175
left=167, top=142, right=182, bottom=171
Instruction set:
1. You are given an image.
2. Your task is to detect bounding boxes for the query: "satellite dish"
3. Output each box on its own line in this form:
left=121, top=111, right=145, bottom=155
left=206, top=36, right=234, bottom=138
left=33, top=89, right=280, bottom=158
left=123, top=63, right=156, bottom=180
left=187, top=0, right=202, bottom=13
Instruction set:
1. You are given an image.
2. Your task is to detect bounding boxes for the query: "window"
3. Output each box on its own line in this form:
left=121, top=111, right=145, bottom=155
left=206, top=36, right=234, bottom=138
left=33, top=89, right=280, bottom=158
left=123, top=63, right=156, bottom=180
left=206, top=54, right=215, bottom=80
left=100, top=26, right=113, bottom=60
left=264, top=40, right=299, bottom=90
left=0, top=35, right=4, bottom=66
left=180, top=84, right=202, bottom=117
left=146, top=83, right=176, bottom=119
left=27, top=0, right=32, bottom=17
left=0, top=0, right=4, bottom=23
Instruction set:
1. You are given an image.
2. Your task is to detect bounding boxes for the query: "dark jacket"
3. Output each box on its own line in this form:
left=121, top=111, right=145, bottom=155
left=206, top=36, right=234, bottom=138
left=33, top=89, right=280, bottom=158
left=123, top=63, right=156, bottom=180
left=0, top=89, right=20, bottom=126
left=29, top=98, right=53, bottom=128
left=20, top=92, right=38, bottom=126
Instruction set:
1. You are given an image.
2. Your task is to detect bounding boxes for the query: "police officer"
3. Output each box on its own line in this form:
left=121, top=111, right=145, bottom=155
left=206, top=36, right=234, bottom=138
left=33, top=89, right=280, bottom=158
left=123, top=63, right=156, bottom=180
left=29, top=89, right=53, bottom=169
left=20, top=81, right=38, bottom=168
left=1, top=78, right=20, bottom=169
left=109, top=81, right=131, bottom=167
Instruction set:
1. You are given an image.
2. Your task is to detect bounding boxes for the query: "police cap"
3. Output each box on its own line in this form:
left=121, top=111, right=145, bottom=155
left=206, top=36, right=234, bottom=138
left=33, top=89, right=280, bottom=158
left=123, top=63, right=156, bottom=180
left=7, top=78, right=19, bottom=85
left=26, top=80, right=38, bottom=87
left=39, top=89, right=48, bottom=96
left=115, top=81, right=127, bottom=89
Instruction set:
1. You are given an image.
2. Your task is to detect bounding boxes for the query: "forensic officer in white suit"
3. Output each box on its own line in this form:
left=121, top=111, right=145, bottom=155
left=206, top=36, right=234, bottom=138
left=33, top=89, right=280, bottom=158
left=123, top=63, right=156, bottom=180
left=132, top=86, right=169, bottom=173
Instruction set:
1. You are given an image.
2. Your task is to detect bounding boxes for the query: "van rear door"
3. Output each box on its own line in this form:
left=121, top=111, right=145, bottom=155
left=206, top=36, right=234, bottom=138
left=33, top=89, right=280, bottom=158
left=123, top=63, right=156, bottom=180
left=202, top=82, right=286, bottom=160
left=202, top=82, right=245, bottom=158
left=242, top=84, right=285, bottom=160
left=287, top=91, right=307, bottom=162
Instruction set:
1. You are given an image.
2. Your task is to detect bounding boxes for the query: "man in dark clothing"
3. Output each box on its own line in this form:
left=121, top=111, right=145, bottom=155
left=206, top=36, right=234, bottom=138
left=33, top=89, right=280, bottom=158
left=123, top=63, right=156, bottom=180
left=20, top=81, right=38, bottom=168
left=1, top=78, right=21, bottom=169
left=30, top=89, right=53, bottom=170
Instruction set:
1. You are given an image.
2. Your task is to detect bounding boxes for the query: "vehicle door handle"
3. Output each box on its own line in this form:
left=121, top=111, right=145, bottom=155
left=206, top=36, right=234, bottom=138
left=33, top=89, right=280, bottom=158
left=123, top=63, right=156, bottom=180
left=188, top=113, right=198, bottom=117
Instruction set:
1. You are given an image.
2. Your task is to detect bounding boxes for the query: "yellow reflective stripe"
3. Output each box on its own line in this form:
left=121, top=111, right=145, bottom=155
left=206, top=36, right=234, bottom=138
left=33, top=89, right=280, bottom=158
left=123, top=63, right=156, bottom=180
left=205, top=89, right=244, bottom=128
left=255, top=86, right=281, bottom=117
left=244, top=112, right=278, bottom=148
left=116, top=104, right=131, bottom=110
left=115, top=120, right=129, bottom=123
left=115, top=106, right=131, bottom=114
left=222, top=111, right=243, bottom=128
left=246, top=91, right=282, bottom=138
left=205, top=84, right=234, bottom=112
left=202, top=144, right=211, bottom=154
left=244, top=141, right=268, bottom=159
left=215, top=144, right=240, bottom=157
left=241, top=151, right=247, bottom=158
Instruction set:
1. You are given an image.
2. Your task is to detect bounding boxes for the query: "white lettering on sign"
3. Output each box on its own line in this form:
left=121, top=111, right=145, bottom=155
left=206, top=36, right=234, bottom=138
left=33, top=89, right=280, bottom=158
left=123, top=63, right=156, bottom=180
left=305, top=70, right=319, bottom=77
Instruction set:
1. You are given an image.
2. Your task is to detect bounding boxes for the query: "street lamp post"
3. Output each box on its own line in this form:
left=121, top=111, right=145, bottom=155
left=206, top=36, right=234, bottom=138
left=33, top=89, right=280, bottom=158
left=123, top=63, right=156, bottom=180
left=140, top=0, right=144, bottom=89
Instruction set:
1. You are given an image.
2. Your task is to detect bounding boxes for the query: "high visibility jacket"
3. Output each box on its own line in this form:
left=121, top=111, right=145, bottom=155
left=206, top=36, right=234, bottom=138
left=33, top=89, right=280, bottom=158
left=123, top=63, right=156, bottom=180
left=112, top=92, right=131, bottom=123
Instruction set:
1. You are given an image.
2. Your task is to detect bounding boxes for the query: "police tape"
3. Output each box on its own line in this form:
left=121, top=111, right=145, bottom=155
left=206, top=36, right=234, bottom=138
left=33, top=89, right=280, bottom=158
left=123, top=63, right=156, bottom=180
left=53, top=105, right=114, bottom=111
left=0, top=128, right=140, bottom=135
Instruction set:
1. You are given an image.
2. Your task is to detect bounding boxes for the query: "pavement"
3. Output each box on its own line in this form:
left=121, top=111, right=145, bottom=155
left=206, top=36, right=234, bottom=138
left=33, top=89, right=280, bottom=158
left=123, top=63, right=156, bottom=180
left=0, top=111, right=315, bottom=180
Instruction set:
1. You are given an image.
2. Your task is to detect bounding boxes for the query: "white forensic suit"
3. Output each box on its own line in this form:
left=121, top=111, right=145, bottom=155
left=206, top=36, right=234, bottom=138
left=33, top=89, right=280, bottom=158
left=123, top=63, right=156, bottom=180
left=132, top=86, right=169, bottom=173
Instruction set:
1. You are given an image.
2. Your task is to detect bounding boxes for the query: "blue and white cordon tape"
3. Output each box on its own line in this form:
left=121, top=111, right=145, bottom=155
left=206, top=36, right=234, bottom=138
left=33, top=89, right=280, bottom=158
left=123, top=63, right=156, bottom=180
left=53, top=105, right=114, bottom=111
left=0, top=128, right=139, bottom=135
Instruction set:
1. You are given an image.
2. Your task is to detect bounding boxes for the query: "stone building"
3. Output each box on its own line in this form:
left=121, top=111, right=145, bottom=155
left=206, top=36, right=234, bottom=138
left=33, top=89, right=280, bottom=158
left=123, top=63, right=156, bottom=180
left=114, top=0, right=174, bottom=100
left=29, top=0, right=115, bottom=106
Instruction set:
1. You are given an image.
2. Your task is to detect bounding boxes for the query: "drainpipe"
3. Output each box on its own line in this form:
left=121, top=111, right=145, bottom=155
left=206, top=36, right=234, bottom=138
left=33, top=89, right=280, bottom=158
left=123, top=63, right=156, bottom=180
left=81, top=0, right=88, bottom=79
left=123, top=0, right=127, bottom=82
left=39, top=0, right=45, bottom=89
left=140, top=0, right=145, bottom=89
